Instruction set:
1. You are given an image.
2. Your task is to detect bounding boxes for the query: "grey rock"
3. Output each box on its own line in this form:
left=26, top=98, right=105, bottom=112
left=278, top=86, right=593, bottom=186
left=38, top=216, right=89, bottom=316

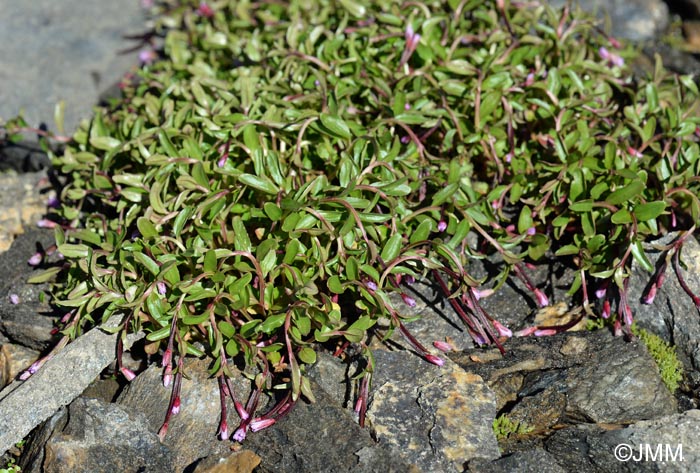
left=547, top=0, right=669, bottom=41
left=117, top=358, right=251, bottom=473
left=450, top=330, right=677, bottom=432
left=468, top=448, right=567, bottom=473
left=245, top=374, right=417, bottom=473
left=24, top=397, right=173, bottom=473
left=192, top=449, right=261, bottom=473
left=545, top=410, right=700, bottom=472
left=0, top=228, right=58, bottom=351
left=627, top=233, right=700, bottom=371
left=0, top=0, right=146, bottom=133
left=0, top=316, right=141, bottom=457
left=366, top=350, right=500, bottom=472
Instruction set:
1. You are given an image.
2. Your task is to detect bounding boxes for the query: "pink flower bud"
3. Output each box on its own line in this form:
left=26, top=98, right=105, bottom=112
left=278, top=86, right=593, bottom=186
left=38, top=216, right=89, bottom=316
left=642, top=284, right=657, bottom=305
left=19, top=360, right=41, bottom=380
left=37, top=219, right=56, bottom=229
left=599, top=46, right=610, bottom=60
left=162, top=349, right=172, bottom=368
left=425, top=354, right=444, bottom=366
left=602, top=299, right=611, bottom=319
left=613, top=320, right=623, bottom=337
left=400, top=135, right=410, bottom=144
left=9, top=294, right=19, bottom=305
left=163, top=365, right=173, bottom=387
left=235, top=400, right=249, bottom=420
left=437, top=220, right=447, bottom=232
left=534, top=328, right=557, bottom=337
left=595, top=283, right=607, bottom=299
left=196, top=1, right=215, bottom=17
left=526, top=227, right=536, bottom=236
left=404, top=275, right=415, bottom=285
left=433, top=340, right=453, bottom=352
left=627, top=146, right=642, bottom=158
left=470, top=330, right=488, bottom=345
left=405, top=24, right=414, bottom=42
left=404, top=102, right=411, bottom=111
left=171, top=397, right=181, bottom=415
left=534, top=288, right=549, bottom=307
left=120, top=367, right=136, bottom=381
left=471, top=288, right=494, bottom=300
left=524, top=72, right=535, bottom=87
left=365, top=280, right=377, bottom=291
left=217, top=155, right=228, bottom=168
left=514, top=326, right=539, bottom=337
left=492, top=199, right=501, bottom=210
left=250, top=417, right=276, bottom=432
left=492, top=320, right=513, bottom=338
left=157, top=281, right=167, bottom=295
left=401, top=293, right=416, bottom=307
left=138, top=49, right=157, bottom=65
left=219, top=422, right=229, bottom=440
left=28, top=252, right=42, bottom=266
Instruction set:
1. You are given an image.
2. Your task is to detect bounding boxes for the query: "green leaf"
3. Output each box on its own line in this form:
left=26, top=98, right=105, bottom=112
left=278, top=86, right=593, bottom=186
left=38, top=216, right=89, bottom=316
left=134, top=252, right=160, bottom=276
left=239, top=173, right=279, bottom=194
left=631, top=240, right=654, bottom=272
left=328, top=275, right=344, bottom=294
left=298, top=347, right=317, bottom=364
left=27, top=266, right=62, bottom=284
left=380, top=233, right=402, bottom=262
left=319, top=113, right=351, bottom=139
left=606, top=180, right=644, bottom=206
left=231, top=216, right=252, bottom=253
left=57, top=244, right=89, bottom=258
left=611, top=208, right=633, bottom=224
left=89, top=136, right=121, bottom=151
left=633, top=201, right=666, bottom=222
left=137, top=217, right=158, bottom=239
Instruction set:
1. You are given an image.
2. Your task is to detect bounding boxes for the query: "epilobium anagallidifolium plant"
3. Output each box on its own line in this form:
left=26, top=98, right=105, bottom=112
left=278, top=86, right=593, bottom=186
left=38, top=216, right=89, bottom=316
left=7, top=0, right=700, bottom=440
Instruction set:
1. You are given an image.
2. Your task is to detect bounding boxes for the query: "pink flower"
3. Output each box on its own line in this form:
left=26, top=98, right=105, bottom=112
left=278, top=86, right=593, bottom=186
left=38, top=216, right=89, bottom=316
left=37, top=219, right=56, bottom=229
left=425, top=354, right=444, bottom=366
left=437, top=220, right=447, bottom=232
left=534, top=288, right=549, bottom=307
left=218, top=421, right=229, bottom=440
left=526, top=227, right=536, bottom=236
left=120, top=367, right=136, bottom=381
left=404, top=103, right=411, bottom=111
left=401, top=293, right=416, bottom=307
left=163, top=365, right=173, bottom=387
left=138, top=49, right=157, bottom=65
left=196, top=1, right=215, bottom=18
left=233, top=427, right=247, bottom=442
left=642, top=284, right=657, bottom=305
left=492, top=320, right=512, bottom=338
left=250, top=417, right=276, bottom=432
left=9, top=294, right=19, bottom=305
left=471, top=288, right=494, bottom=300
left=365, top=280, right=377, bottom=292
left=627, top=146, right=643, bottom=158
left=162, top=348, right=172, bottom=368
left=157, top=281, right=167, bottom=295
left=28, top=252, right=42, bottom=266
left=433, top=340, right=453, bottom=352
left=514, top=326, right=539, bottom=337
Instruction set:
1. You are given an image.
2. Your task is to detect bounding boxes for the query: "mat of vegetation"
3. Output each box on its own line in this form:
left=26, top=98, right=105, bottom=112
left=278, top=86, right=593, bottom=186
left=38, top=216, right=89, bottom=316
left=3, top=0, right=700, bottom=442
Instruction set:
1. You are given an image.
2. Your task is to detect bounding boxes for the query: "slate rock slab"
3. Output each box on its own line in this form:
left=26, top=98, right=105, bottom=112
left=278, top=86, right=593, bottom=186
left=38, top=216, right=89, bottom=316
left=544, top=409, right=700, bottom=472
left=367, top=350, right=500, bottom=471
left=450, top=330, right=677, bottom=432
left=25, top=397, right=174, bottom=473
left=628, top=233, right=700, bottom=371
left=0, top=0, right=146, bottom=133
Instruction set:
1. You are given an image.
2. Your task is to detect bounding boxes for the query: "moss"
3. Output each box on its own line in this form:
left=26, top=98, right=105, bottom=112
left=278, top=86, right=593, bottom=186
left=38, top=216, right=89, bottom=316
left=492, top=414, right=533, bottom=440
left=631, top=325, right=683, bottom=393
